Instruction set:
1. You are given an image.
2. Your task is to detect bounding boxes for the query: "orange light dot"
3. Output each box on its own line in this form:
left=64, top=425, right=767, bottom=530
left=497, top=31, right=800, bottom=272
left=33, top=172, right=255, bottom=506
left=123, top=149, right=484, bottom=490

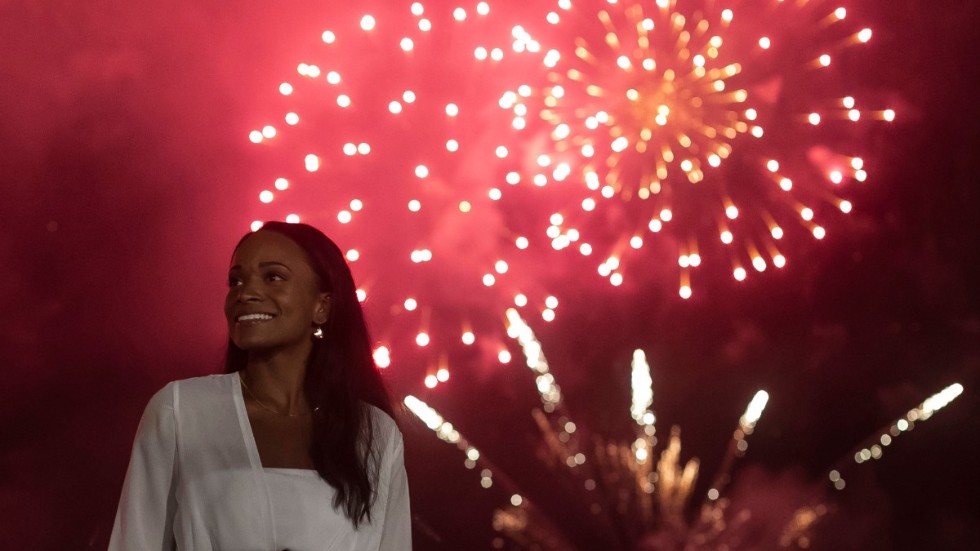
left=679, top=285, right=692, bottom=299
left=436, top=368, right=450, bottom=382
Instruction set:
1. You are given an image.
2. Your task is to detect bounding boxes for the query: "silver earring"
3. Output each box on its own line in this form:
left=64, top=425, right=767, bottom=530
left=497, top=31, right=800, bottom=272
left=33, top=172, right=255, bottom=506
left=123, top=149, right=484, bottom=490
left=313, top=326, right=324, bottom=339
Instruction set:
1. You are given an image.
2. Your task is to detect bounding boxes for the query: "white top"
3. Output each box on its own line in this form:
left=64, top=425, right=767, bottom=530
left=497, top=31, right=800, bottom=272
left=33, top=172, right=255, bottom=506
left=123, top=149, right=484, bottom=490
left=108, top=373, right=411, bottom=551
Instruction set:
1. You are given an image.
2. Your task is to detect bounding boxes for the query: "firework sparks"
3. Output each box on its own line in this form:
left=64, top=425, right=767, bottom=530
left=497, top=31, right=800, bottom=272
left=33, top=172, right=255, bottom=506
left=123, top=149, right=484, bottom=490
left=479, top=0, right=895, bottom=297
left=827, top=382, right=965, bottom=491
left=406, top=311, right=964, bottom=550
left=245, top=0, right=896, bottom=394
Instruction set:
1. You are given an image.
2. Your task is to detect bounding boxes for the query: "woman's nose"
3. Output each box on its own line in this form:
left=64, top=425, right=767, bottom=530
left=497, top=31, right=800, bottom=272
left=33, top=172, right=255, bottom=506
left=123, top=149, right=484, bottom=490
left=236, top=279, right=261, bottom=302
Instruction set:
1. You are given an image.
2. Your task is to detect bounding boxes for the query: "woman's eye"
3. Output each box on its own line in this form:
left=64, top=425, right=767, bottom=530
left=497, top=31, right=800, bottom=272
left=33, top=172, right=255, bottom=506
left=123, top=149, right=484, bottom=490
left=228, top=277, right=242, bottom=287
left=266, top=272, right=285, bottom=282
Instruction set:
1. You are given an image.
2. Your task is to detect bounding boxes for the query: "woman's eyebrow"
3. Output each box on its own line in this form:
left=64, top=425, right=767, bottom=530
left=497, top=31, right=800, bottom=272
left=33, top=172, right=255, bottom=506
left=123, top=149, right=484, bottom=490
left=228, top=261, right=293, bottom=271
left=259, top=261, right=292, bottom=271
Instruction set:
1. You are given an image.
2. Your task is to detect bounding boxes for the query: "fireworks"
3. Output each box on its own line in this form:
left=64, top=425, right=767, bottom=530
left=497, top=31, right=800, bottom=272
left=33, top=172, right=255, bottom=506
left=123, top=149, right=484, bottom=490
left=244, top=0, right=895, bottom=394
left=479, top=0, right=895, bottom=297
left=405, top=310, right=965, bottom=550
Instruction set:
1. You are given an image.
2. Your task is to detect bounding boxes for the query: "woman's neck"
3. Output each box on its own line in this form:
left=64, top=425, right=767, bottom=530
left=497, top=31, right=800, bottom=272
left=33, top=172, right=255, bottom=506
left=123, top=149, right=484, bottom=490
left=243, top=351, right=310, bottom=413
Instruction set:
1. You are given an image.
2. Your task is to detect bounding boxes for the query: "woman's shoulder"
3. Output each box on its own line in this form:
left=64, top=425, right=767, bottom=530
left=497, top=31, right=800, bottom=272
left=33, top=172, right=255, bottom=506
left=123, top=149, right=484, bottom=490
left=364, top=403, right=403, bottom=446
left=146, top=373, right=236, bottom=410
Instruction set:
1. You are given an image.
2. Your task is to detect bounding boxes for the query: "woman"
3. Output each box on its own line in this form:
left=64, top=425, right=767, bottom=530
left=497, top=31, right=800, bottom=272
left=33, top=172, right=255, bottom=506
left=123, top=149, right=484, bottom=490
left=109, top=222, right=410, bottom=550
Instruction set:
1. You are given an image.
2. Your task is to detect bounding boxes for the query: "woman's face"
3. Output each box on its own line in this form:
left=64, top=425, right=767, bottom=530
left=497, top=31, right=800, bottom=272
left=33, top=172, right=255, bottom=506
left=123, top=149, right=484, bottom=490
left=224, top=230, right=329, bottom=357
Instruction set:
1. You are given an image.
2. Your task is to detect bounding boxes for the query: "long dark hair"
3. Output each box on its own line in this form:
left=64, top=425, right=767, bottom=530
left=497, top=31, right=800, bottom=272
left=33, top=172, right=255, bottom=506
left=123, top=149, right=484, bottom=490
left=224, top=221, right=394, bottom=527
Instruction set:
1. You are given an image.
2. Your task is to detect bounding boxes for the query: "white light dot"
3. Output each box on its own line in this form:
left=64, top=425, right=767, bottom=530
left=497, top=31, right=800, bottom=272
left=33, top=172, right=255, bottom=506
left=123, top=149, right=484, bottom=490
left=360, top=15, right=376, bottom=31
left=305, top=154, right=320, bottom=172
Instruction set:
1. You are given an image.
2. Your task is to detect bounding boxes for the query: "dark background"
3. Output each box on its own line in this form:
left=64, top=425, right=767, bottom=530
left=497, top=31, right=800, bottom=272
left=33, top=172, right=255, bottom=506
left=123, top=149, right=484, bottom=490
left=1, top=1, right=978, bottom=549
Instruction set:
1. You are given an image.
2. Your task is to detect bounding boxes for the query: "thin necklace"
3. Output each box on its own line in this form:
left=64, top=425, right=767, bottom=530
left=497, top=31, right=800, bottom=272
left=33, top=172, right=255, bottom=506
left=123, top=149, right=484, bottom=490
left=239, top=373, right=309, bottom=417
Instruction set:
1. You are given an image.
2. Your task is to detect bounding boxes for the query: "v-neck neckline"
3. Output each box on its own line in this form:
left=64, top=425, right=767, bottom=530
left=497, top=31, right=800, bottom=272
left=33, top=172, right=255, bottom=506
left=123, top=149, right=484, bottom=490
left=232, top=371, right=265, bottom=471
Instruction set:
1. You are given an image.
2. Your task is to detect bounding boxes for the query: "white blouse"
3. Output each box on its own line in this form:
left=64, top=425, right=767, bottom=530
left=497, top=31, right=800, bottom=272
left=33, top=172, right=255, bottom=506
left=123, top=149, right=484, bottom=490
left=108, top=373, right=411, bottom=551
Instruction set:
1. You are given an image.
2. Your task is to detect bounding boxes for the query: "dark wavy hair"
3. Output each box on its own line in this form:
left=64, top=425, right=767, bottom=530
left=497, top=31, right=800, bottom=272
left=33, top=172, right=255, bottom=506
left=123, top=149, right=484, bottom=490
left=224, top=221, right=394, bottom=527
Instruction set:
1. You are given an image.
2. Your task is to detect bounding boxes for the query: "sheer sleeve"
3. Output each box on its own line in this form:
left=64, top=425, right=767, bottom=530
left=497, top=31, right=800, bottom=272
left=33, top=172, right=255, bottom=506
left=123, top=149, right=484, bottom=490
left=378, top=432, right=412, bottom=551
left=108, top=382, right=178, bottom=551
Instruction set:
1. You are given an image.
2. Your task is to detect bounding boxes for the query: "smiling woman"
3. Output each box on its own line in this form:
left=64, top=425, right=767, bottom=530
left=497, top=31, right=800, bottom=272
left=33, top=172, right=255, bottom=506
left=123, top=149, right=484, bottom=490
left=108, top=222, right=410, bottom=551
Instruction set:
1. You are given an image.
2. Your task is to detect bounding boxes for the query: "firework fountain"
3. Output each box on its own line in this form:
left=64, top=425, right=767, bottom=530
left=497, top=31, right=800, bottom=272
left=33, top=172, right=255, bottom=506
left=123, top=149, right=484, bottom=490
left=406, top=311, right=965, bottom=550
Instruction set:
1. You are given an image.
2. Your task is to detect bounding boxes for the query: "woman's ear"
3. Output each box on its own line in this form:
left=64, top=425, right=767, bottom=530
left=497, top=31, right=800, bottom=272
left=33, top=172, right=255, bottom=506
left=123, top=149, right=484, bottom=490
left=314, top=293, right=331, bottom=325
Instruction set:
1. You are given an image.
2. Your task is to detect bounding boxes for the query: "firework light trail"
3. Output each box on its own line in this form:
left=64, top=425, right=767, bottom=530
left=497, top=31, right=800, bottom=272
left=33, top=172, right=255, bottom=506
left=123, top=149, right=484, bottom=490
left=406, top=311, right=965, bottom=550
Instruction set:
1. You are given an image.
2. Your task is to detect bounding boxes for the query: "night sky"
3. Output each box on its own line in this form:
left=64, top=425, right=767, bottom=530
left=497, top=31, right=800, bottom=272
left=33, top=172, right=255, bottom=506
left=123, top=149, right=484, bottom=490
left=2, top=1, right=978, bottom=550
